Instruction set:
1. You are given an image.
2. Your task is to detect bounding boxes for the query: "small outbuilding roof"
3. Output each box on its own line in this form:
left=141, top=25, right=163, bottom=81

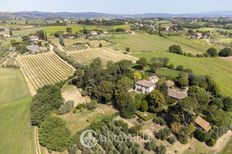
left=165, top=80, right=175, bottom=88
left=136, top=80, right=156, bottom=88
left=194, top=116, right=211, bottom=132
left=167, top=88, right=188, bottom=100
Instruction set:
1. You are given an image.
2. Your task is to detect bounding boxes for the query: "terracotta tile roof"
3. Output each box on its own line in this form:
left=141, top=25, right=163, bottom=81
left=194, top=116, right=211, bottom=132
left=135, top=80, right=156, bottom=88
left=167, top=88, right=188, bottom=100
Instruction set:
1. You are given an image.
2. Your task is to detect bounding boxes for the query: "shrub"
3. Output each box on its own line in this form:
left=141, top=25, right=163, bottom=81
left=155, top=128, right=171, bottom=140
left=218, top=48, right=232, bottom=57
left=169, top=45, right=183, bottom=54
left=167, top=136, right=176, bottom=144
left=206, top=138, right=216, bottom=146
left=206, top=48, right=218, bottom=57
left=168, top=64, right=175, bottom=69
left=129, top=125, right=142, bottom=135
left=176, top=65, right=184, bottom=71
left=58, top=100, right=74, bottom=115
left=177, top=133, right=188, bottom=144
left=144, top=140, right=156, bottom=151
left=194, top=129, right=211, bottom=142
left=85, top=100, right=97, bottom=110
left=153, top=117, right=166, bottom=126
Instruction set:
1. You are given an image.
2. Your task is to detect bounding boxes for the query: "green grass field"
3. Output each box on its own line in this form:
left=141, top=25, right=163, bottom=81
left=43, top=24, right=130, bottom=36
left=0, top=97, right=35, bottom=154
left=134, top=51, right=232, bottom=97
left=107, top=34, right=221, bottom=55
left=0, top=68, right=35, bottom=154
left=0, top=68, right=29, bottom=104
left=156, top=68, right=180, bottom=79
left=219, top=138, right=232, bottom=154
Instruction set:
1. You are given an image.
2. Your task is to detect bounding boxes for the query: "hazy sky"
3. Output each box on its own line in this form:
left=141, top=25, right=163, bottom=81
left=0, top=0, right=231, bottom=14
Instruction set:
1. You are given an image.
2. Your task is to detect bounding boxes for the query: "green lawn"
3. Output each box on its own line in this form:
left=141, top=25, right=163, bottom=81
left=0, top=68, right=29, bottom=104
left=0, top=68, right=35, bottom=154
left=134, top=51, right=232, bottom=97
left=219, top=138, right=232, bottom=154
left=156, top=68, right=180, bottom=79
left=0, top=97, right=35, bottom=154
left=107, top=33, right=221, bottom=55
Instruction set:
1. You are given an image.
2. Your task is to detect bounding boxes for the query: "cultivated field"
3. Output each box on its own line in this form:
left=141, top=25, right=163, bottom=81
left=69, top=47, right=138, bottom=65
left=64, top=44, right=88, bottom=52
left=0, top=68, right=29, bottom=104
left=106, top=34, right=222, bottom=54
left=17, top=52, right=75, bottom=94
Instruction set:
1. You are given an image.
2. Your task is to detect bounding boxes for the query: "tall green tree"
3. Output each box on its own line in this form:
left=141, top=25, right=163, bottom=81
left=30, top=85, right=63, bottom=126
left=148, top=90, right=166, bottom=112
left=39, top=117, right=71, bottom=152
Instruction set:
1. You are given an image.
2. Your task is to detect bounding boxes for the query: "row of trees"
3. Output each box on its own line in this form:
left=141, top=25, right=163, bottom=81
left=30, top=85, right=72, bottom=152
left=168, top=44, right=232, bottom=57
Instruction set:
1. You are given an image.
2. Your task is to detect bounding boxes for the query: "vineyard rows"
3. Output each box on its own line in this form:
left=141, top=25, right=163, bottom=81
left=17, top=52, right=75, bottom=94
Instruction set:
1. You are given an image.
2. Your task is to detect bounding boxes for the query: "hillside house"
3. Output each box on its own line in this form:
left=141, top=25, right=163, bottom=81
left=0, top=33, right=10, bottom=38
left=29, top=36, right=39, bottom=42
left=194, top=116, right=211, bottom=132
left=90, top=31, right=98, bottom=36
left=135, top=75, right=159, bottom=94
left=9, top=47, right=16, bottom=52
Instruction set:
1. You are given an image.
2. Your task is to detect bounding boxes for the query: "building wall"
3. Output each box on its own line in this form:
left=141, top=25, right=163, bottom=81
left=135, top=84, right=154, bottom=94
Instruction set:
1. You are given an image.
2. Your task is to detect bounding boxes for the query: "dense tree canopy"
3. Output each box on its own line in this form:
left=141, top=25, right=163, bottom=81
left=218, top=48, right=232, bottom=57
left=169, top=45, right=183, bottom=54
left=39, top=117, right=71, bottom=152
left=30, top=85, right=63, bottom=126
left=148, top=90, right=166, bottom=112
left=206, top=48, right=218, bottom=57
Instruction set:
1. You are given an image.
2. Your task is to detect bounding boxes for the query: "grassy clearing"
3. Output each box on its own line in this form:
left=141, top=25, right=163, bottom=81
left=59, top=104, right=117, bottom=134
left=69, top=47, right=138, bottom=66
left=219, top=138, right=232, bottom=154
left=156, top=68, right=180, bottom=79
left=0, top=68, right=29, bottom=104
left=43, top=24, right=130, bottom=36
left=107, top=34, right=220, bottom=54
left=134, top=51, right=232, bottom=97
left=0, top=97, right=35, bottom=154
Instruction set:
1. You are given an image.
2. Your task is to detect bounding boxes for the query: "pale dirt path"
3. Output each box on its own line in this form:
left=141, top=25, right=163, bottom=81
left=211, top=130, right=232, bottom=154
left=34, top=127, right=41, bottom=154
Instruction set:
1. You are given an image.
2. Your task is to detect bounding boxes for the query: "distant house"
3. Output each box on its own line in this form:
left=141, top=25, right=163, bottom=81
left=135, top=75, right=159, bottom=94
left=167, top=87, right=188, bottom=100
left=0, top=33, right=10, bottom=38
left=196, top=33, right=203, bottom=39
left=26, top=45, right=40, bottom=53
left=9, top=47, right=16, bottom=52
left=194, top=116, right=211, bottom=132
left=90, top=31, right=98, bottom=36
left=29, top=36, right=39, bottom=42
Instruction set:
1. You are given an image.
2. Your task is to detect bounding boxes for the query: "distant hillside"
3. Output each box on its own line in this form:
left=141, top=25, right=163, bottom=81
left=1, top=11, right=232, bottom=19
